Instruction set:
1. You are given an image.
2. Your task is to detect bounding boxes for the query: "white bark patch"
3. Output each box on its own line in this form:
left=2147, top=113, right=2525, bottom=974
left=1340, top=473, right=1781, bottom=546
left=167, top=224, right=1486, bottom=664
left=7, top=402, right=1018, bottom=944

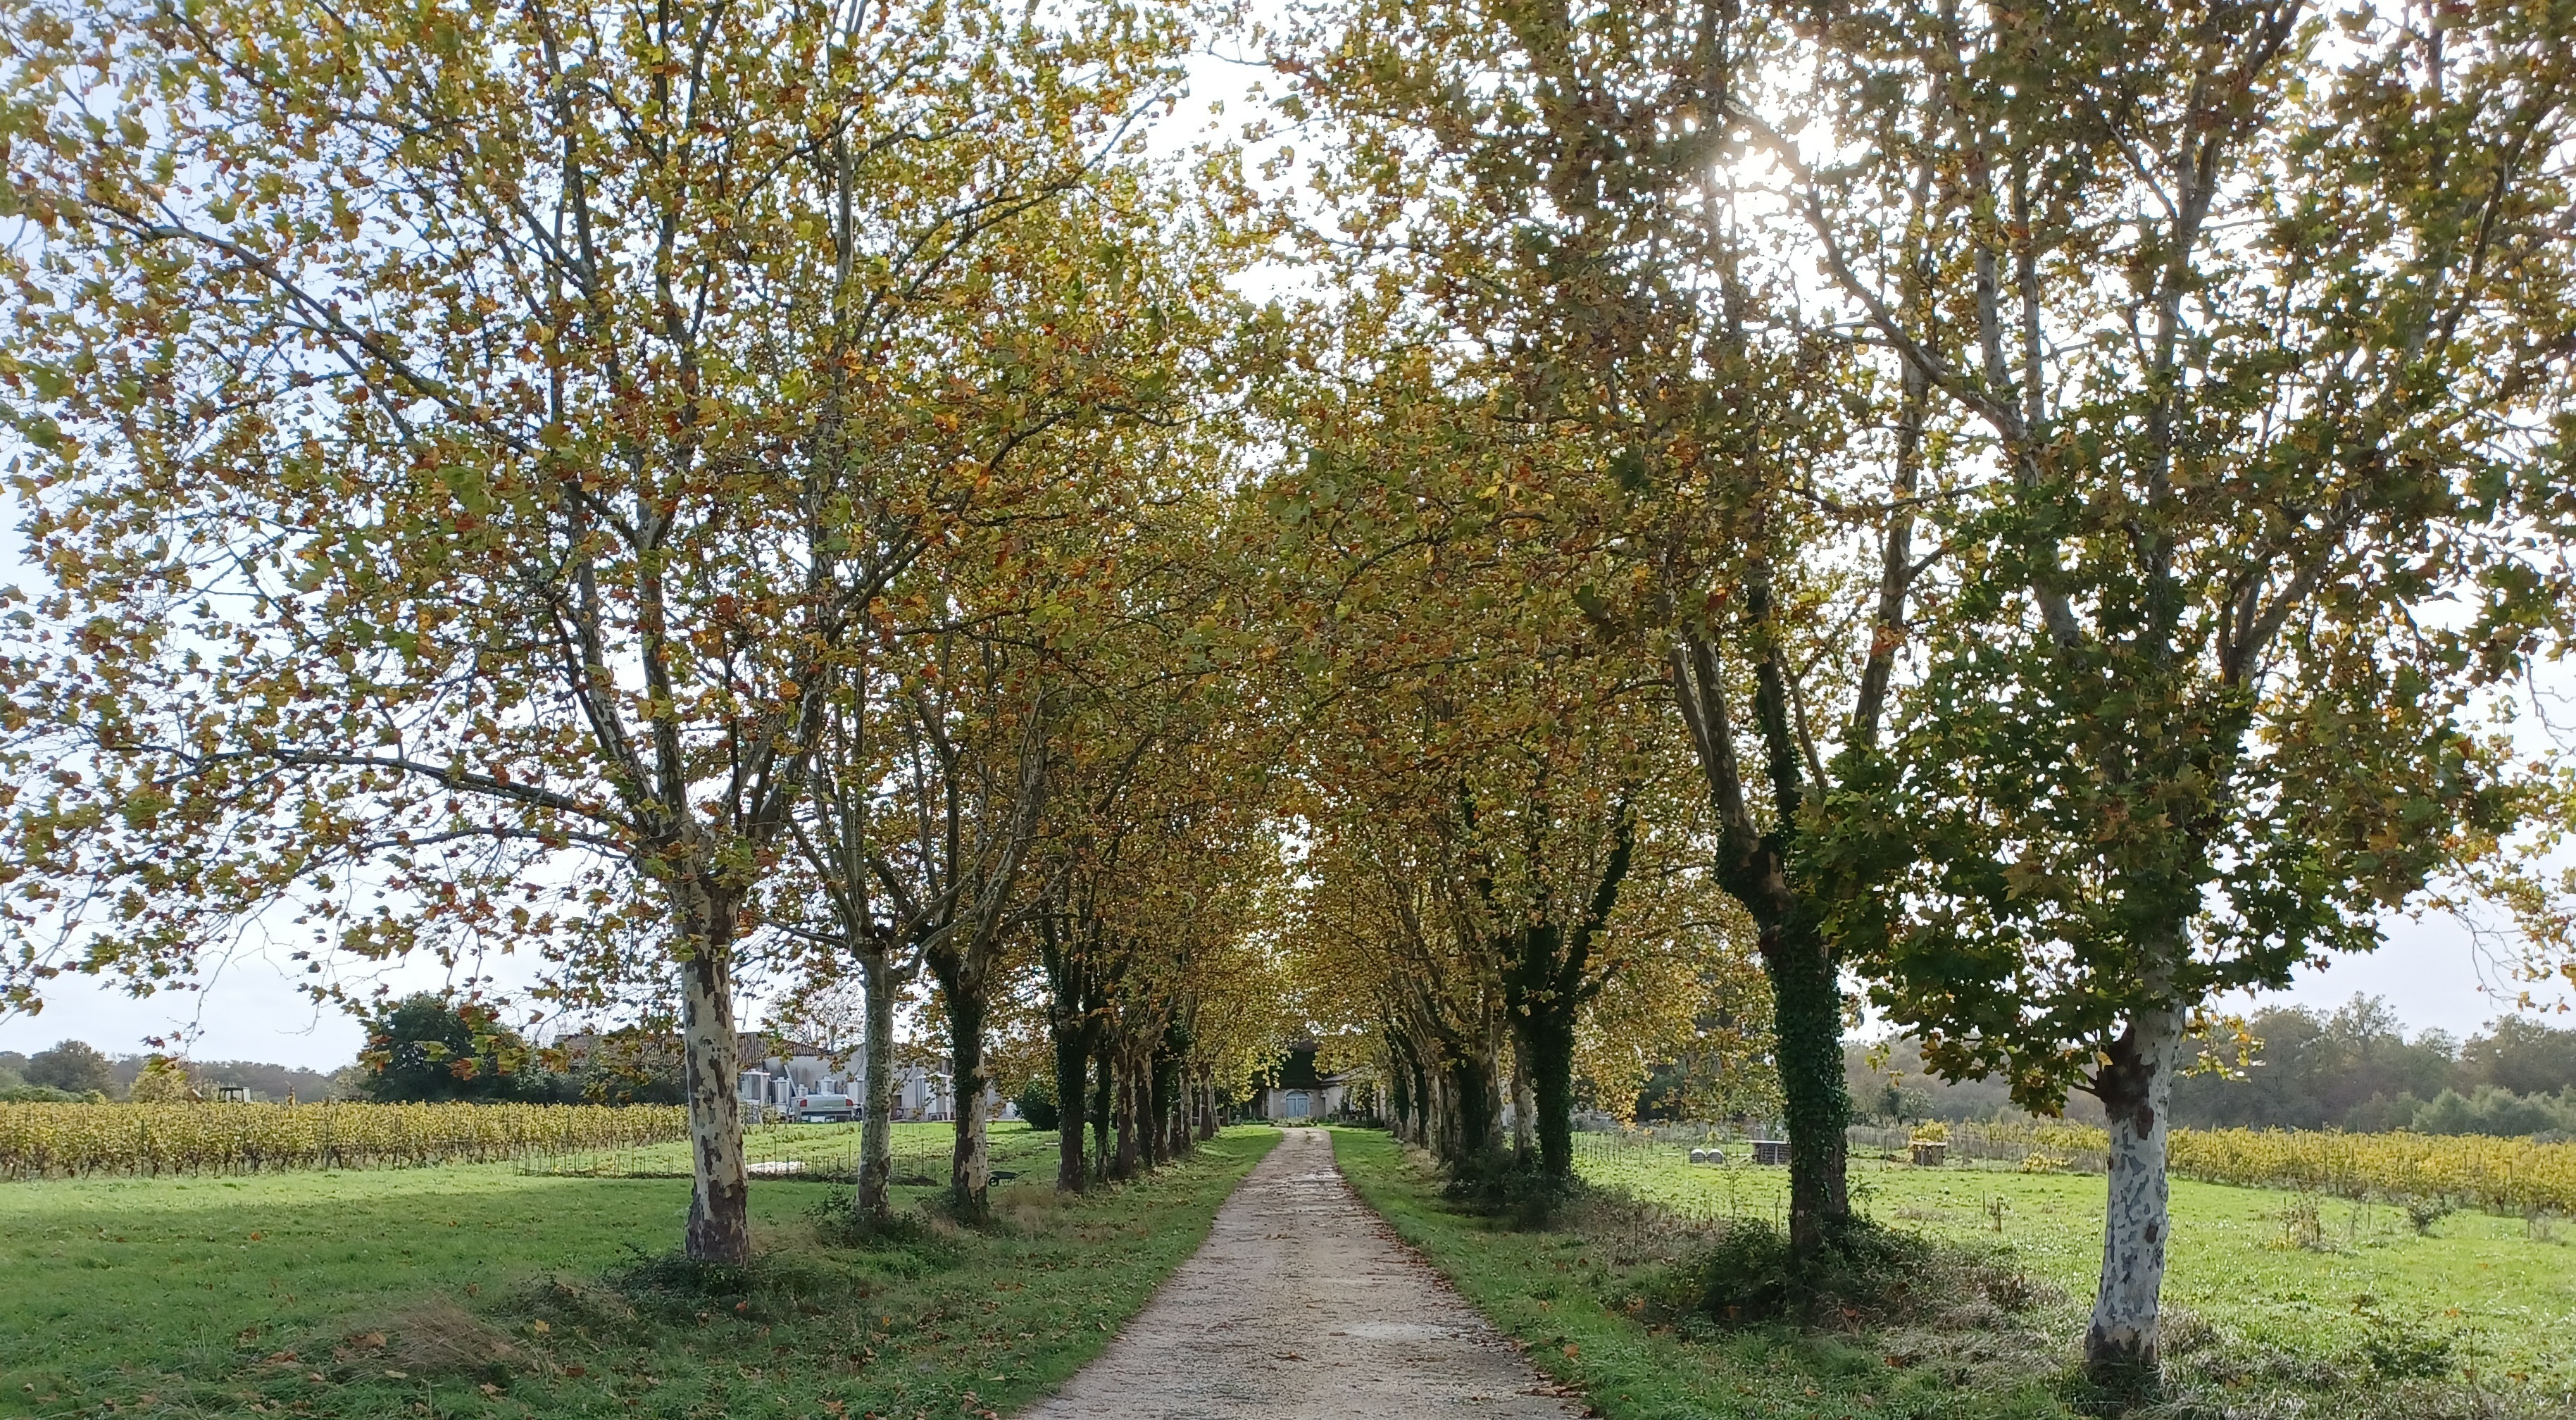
left=2088, top=1006, right=2183, bottom=1370
left=681, top=954, right=750, bottom=1262
left=961, top=1079, right=991, bottom=1195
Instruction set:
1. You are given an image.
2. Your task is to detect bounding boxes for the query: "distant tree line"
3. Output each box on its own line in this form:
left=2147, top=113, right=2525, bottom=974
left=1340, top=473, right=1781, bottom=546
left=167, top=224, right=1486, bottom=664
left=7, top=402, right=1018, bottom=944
left=3, top=1040, right=347, bottom=1102
left=1848, top=997, right=2576, bottom=1138
left=0, top=994, right=688, bottom=1105
left=0, top=1040, right=119, bottom=1100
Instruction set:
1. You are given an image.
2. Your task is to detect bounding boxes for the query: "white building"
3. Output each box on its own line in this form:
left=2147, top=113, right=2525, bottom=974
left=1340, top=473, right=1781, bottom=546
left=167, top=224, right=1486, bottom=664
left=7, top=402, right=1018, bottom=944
left=1248, top=1042, right=1358, bottom=1122
left=734, top=1035, right=970, bottom=1123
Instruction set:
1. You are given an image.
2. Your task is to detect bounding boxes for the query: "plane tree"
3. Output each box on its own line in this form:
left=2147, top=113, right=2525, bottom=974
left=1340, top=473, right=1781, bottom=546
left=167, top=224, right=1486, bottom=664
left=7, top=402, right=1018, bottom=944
left=0, top=0, right=1195, bottom=1261
left=1270, top=0, right=1943, bottom=1247
left=1761, top=0, right=2576, bottom=1377
left=1254, top=349, right=1757, bottom=1179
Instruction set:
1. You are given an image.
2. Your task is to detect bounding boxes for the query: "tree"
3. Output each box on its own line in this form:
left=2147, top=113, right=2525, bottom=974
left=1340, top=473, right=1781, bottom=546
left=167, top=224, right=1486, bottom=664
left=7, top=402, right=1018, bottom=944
left=1251, top=356, right=1758, bottom=1178
left=0, top=0, right=1194, bottom=1263
left=2168, top=997, right=2459, bottom=1131
left=2462, top=1016, right=2576, bottom=1098
left=1765, top=0, right=2576, bottom=1378
left=24, top=1039, right=114, bottom=1095
left=780, top=331, right=1256, bottom=1219
left=357, top=992, right=539, bottom=1102
left=1271, top=0, right=1921, bottom=1246
left=127, top=1054, right=201, bottom=1103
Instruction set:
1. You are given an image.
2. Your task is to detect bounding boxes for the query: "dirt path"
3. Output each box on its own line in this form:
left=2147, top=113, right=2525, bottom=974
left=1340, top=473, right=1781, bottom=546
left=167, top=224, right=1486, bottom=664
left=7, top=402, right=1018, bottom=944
left=1018, top=1127, right=1584, bottom=1420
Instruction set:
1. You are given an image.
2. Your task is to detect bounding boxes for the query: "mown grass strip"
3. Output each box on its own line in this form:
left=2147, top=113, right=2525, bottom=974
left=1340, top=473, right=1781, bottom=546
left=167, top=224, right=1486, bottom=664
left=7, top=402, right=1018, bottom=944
left=1330, top=1126, right=2077, bottom=1420
left=1330, top=1126, right=2576, bottom=1420
left=3, top=1123, right=1276, bottom=1419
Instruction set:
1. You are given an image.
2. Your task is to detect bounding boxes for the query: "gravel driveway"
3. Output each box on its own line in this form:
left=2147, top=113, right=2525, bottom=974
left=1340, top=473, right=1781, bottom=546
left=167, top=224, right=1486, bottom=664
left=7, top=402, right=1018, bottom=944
left=1018, top=1126, right=1586, bottom=1419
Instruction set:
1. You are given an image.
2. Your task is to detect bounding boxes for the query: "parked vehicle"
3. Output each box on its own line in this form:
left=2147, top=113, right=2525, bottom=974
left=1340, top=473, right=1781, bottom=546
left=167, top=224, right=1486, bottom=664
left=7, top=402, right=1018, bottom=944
left=789, top=1092, right=857, bottom=1123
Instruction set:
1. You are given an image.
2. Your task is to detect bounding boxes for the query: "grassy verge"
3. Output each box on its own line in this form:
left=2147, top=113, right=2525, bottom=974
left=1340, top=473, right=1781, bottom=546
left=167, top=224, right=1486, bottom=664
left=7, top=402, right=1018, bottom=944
left=1580, top=1140, right=2575, bottom=1384
left=2, top=1122, right=1275, bottom=1419
left=1330, top=1126, right=2573, bottom=1420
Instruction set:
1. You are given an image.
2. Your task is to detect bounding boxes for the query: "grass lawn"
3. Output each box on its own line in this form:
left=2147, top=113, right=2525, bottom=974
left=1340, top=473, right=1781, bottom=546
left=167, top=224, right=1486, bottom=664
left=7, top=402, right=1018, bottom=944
left=1578, top=1138, right=2576, bottom=1383
left=1331, top=1126, right=2575, bottom=1420
left=2, top=1122, right=1276, bottom=1419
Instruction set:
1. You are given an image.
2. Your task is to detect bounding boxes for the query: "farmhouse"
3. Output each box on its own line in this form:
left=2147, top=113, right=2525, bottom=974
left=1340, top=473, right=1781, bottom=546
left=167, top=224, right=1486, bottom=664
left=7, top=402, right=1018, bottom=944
left=734, top=1035, right=966, bottom=1121
left=1246, top=1042, right=1356, bottom=1122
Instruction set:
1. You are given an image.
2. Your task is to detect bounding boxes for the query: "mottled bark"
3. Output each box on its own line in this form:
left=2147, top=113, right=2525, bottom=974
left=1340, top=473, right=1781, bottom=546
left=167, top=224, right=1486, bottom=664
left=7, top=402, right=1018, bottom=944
left=855, top=944, right=901, bottom=1223
left=2087, top=995, right=2186, bottom=1383
left=677, top=940, right=751, bottom=1266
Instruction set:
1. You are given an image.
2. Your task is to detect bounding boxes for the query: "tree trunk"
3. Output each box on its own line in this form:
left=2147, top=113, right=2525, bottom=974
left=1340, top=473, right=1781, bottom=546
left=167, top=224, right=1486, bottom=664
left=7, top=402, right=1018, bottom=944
left=1147, top=1051, right=1175, bottom=1167
left=854, top=945, right=899, bottom=1224
left=1763, top=908, right=1851, bottom=1252
left=1053, top=1019, right=1089, bottom=1192
left=1111, top=1059, right=1142, bottom=1179
left=1089, top=1046, right=1114, bottom=1182
left=1390, top=1037, right=1427, bottom=1145
left=1446, top=1047, right=1504, bottom=1164
left=1527, top=1000, right=1579, bottom=1181
left=1168, top=1078, right=1196, bottom=1158
left=1675, top=635, right=1851, bottom=1253
left=2087, top=995, right=2186, bottom=1385
left=677, top=940, right=751, bottom=1266
left=944, top=980, right=992, bottom=1221
left=1509, top=1026, right=1536, bottom=1160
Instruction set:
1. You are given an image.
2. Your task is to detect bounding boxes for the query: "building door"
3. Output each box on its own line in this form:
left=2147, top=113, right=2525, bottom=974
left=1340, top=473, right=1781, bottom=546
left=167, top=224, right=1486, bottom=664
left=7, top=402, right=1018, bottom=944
left=1284, top=1090, right=1311, bottom=1119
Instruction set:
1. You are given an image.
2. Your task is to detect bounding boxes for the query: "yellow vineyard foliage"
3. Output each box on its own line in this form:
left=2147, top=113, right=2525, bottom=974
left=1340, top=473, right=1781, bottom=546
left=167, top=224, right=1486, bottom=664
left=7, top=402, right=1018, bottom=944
left=1858, top=1119, right=2576, bottom=1212
left=0, top=1102, right=688, bottom=1178
left=2168, top=1128, right=2576, bottom=1215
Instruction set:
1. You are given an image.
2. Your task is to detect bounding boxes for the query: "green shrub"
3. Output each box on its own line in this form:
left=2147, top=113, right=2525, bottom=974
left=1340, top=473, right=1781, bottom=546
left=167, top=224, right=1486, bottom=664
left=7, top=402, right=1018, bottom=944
left=1663, top=1217, right=2044, bottom=1330
left=1013, top=1077, right=1060, bottom=1132
left=1442, top=1146, right=1581, bottom=1228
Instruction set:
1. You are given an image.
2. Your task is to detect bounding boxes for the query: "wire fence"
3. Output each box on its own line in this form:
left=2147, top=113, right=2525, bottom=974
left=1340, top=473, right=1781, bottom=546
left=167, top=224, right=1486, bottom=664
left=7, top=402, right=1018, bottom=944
left=514, top=1120, right=1068, bottom=1185
left=1570, top=1123, right=2094, bottom=1230
left=518, top=1121, right=942, bottom=1181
